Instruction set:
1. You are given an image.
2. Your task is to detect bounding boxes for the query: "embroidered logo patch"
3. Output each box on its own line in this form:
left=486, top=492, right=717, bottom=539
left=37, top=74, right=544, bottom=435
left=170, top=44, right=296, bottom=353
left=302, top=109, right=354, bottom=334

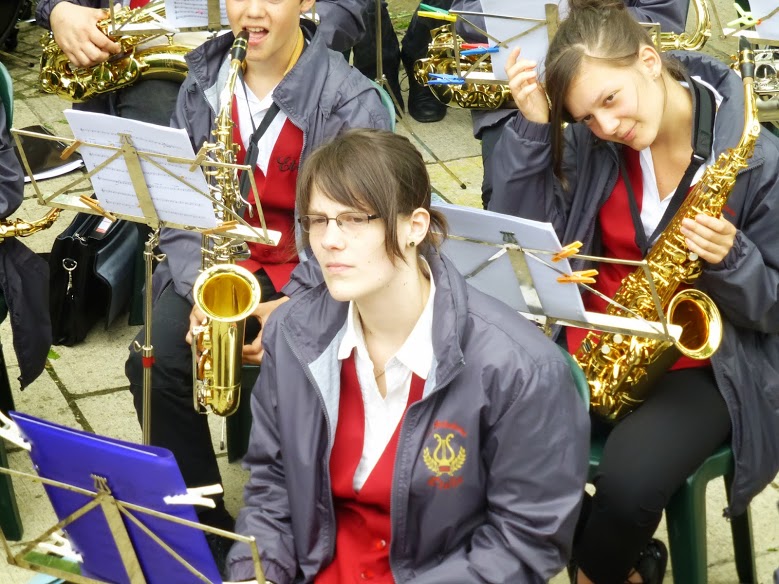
left=423, top=421, right=467, bottom=489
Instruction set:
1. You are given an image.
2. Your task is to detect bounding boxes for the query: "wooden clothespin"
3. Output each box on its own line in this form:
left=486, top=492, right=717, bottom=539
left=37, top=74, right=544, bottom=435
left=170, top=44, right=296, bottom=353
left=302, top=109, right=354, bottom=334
left=60, top=140, right=82, bottom=160
left=79, top=195, right=117, bottom=222
left=202, top=220, right=238, bottom=235
left=557, top=269, right=598, bottom=284
left=552, top=241, right=583, bottom=262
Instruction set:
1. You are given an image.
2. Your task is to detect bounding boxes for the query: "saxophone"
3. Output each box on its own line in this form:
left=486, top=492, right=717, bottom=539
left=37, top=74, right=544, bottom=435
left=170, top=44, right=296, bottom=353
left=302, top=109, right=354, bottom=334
left=39, top=0, right=189, bottom=102
left=415, top=0, right=711, bottom=110
left=573, top=36, right=761, bottom=422
left=754, top=47, right=779, bottom=124
left=0, top=209, right=61, bottom=240
left=191, top=31, right=262, bottom=417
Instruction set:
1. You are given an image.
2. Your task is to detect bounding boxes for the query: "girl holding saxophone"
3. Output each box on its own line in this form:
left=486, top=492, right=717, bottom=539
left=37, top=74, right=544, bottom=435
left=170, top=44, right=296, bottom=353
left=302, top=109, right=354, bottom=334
left=489, top=0, right=779, bottom=582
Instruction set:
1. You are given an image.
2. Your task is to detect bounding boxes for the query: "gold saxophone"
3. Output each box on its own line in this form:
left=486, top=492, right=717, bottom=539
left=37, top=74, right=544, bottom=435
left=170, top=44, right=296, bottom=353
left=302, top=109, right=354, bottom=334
left=191, top=31, right=262, bottom=417
left=39, top=0, right=189, bottom=102
left=573, top=37, right=761, bottom=423
left=415, top=0, right=711, bottom=110
left=0, top=208, right=61, bottom=240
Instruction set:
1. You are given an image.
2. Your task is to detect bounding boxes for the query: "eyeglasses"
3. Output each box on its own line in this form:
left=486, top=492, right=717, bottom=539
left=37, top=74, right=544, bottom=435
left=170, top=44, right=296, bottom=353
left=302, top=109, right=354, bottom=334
left=298, top=212, right=381, bottom=235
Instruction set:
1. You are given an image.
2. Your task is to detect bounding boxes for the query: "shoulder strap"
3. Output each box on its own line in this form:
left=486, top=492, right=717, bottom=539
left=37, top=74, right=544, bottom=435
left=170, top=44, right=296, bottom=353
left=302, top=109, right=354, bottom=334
left=238, top=102, right=282, bottom=199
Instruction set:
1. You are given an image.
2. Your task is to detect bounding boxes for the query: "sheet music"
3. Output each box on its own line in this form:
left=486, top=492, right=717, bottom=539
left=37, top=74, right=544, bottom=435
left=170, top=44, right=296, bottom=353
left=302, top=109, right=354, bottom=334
left=434, top=203, right=587, bottom=321
left=165, top=0, right=228, bottom=28
left=64, top=110, right=218, bottom=228
left=480, top=0, right=566, bottom=81
left=749, top=0, right=779, bottom=40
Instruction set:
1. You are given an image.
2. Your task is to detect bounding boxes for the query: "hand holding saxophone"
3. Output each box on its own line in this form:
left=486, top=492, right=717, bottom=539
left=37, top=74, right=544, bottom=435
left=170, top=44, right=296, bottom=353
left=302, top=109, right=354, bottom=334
left=241, top=297, right=289, bottom=366
left=680, top=214, right=737, bottom=264
left=49, top=2, right=121, bottom=68
left=505, top=47, right=549, bottom=124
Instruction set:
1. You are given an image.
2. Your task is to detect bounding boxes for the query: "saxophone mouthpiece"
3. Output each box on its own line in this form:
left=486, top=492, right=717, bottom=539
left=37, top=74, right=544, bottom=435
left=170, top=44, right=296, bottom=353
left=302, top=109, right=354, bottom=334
left=230, top=30, right=250, bottom=64
left=738, top=35, right=755, bottom=81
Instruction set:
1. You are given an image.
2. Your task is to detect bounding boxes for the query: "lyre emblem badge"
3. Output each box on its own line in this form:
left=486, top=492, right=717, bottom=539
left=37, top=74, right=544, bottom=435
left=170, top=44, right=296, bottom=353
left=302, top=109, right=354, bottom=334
left=423, top=422, right=467, bottom=490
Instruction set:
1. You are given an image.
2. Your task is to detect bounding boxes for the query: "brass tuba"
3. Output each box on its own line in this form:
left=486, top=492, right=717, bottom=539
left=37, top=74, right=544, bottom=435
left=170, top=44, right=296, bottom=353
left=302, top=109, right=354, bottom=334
left=573, top=37, right=762, bottom=423
left=39, top=0, right=189, bottom=102
left=191, top=31, right=262, bottom=417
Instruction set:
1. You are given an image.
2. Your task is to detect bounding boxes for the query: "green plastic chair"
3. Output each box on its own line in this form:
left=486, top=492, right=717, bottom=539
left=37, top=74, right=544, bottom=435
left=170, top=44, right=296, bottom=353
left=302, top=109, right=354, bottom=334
left=369, top=80, right=396, bottom=132
left=559, top=346, right=757, bottom=583
left=0, top=61, right=12, bottom=128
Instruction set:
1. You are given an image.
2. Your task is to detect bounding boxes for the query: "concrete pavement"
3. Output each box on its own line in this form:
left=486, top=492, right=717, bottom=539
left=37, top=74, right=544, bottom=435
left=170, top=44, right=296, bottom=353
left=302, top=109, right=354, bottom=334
left=0, top=1, right=777, bottom=582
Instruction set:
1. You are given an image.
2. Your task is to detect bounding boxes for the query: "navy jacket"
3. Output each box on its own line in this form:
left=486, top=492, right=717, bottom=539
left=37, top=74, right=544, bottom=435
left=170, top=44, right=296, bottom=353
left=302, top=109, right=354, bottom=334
left=227, top=250, right=590, bottom=583
left=489, top=51, right=779, bottom=516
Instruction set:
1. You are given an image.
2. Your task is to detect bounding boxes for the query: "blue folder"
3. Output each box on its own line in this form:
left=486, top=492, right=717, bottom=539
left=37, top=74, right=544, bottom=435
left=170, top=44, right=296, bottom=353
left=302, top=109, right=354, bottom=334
left=11, top=412, right=223, bottom=584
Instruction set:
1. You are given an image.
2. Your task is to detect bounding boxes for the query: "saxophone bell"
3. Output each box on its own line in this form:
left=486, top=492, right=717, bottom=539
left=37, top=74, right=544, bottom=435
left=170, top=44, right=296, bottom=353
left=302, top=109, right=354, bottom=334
left=192, top=264, right=262, bottom=416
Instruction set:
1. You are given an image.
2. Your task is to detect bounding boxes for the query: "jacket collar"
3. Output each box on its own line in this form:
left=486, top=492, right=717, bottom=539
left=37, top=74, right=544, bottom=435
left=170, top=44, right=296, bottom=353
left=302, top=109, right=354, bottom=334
left=184, top=20, right=335, bottom=131
left=282, top=250, right=468, bottom=409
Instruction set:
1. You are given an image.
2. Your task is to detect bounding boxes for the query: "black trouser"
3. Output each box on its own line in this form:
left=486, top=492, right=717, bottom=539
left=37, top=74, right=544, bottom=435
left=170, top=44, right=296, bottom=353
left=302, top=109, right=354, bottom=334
left=125, top=270, right=279, bottom=529
left=574, top=367, right=731, bottom=584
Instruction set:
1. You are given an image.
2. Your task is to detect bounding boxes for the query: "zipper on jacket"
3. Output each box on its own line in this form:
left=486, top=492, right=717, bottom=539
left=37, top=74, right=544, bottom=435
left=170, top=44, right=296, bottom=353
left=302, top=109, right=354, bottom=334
left=389, top=358, right=465, bottom=582
left=281, top=325, right=338, bottom=564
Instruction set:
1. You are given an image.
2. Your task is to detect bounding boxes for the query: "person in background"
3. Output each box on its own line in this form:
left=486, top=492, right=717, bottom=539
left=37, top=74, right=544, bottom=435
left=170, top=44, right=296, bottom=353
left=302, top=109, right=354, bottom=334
left=452, top=0, right=689, bottom=209
left=489, top=0, right=779, bottom=582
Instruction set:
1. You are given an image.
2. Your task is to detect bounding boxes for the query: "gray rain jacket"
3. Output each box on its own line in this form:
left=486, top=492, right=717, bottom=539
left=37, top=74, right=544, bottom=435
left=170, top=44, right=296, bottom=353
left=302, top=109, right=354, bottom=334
left=153, top=20, right=391, bottom=302
left=489, top=51, right=779, bottom=516
left=227, top=250, right=590, bottom=583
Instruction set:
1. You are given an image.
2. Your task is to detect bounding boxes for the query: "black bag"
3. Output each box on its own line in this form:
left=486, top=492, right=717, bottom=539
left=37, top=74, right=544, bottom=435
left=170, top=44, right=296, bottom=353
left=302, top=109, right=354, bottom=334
left=49, top=213, right=138, bottom=346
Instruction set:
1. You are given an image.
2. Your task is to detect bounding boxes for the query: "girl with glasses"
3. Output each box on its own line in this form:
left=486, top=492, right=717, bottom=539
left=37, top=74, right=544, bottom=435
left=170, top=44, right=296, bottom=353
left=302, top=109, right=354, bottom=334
left=226, top=128, right=590, bottom=583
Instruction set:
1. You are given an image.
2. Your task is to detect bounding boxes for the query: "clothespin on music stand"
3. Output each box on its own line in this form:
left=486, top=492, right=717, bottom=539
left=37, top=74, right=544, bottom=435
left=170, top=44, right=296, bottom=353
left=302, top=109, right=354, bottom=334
left=201, top=220, right=239, bottom=235
left=418, top=3, right=457, bottom=22
left=557, top=269, right=599, bottom=285
left=78, top=195, right=117, bottom=222
left=0, top=411, right=30, bottom=451
left=728, top=4, right=761, bottom=29
left=552, top=241, right=583, bottom=262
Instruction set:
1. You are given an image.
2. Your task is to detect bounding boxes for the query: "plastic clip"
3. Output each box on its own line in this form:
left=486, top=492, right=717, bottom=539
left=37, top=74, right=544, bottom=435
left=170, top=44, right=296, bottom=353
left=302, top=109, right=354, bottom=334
left=727, top=5, right=759, bottom=28
left=557, top=269, right=598, bottom=284
left=551, top=241, right=583, bottom=262
left=427, top=73, right=466, bottom=86
left=0, top=411, right=31, bottom=451
left=37, top=532, right=83, bottom=563
left=163, top=484, right=224, bottom=508
left=460, top=46, right=499, bottom=56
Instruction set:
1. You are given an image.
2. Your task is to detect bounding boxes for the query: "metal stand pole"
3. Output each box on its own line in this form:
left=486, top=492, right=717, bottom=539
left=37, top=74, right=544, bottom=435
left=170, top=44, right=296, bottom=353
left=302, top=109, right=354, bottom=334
left=373, top=0, right=466, bottom=190
left=134, top=230, right=164, bottom=446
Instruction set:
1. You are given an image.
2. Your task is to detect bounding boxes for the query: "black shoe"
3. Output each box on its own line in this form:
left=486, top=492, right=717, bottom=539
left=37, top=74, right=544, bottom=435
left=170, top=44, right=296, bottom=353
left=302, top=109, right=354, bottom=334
left=632, top=538, right=668, bottom=584
left=405, top=66, right=447, bottom=123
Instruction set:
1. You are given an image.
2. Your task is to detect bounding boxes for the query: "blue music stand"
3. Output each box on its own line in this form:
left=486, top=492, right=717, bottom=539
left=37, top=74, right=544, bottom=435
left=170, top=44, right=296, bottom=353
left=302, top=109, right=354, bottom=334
left=0, top=412, right=267, bottom=584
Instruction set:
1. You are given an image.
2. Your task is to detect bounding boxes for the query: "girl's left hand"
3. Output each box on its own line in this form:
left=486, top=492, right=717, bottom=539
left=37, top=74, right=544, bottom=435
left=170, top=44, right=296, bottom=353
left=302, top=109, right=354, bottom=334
left=680, top=214, right=737, bottom=265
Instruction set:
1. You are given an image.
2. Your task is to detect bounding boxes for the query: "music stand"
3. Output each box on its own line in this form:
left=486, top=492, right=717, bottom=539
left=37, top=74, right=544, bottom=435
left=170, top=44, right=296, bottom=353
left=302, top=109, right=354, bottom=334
left=418, top=2, right=560, bottom=94
left=0, top=410, right=267, bottom=584
left=11, top=112, right=281, bottom=446
left=433, top=203, right=683, bottom=343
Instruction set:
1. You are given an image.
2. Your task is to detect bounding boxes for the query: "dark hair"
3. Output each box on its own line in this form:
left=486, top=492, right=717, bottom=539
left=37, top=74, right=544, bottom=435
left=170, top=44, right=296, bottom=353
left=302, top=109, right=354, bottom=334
left=545, top=0, right=686, bottom=186
left=296, top=129, right=448, bottom=262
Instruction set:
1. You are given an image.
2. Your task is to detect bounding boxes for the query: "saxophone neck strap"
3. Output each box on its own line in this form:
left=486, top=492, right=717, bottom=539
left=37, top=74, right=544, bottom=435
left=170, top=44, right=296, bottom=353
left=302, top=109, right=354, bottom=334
left=620, top=75, right=716, bottom=256
left=238, top=100, right=282, bottom=199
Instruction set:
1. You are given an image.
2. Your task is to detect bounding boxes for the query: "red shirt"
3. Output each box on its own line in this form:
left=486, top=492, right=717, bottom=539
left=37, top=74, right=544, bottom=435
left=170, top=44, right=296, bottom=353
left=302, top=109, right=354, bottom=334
left=315, top=354, right=425, bottom=584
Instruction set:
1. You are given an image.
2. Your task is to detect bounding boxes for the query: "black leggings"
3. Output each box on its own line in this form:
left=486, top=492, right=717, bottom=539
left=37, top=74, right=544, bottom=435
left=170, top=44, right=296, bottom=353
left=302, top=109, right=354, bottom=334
left=574, top=367, right=731, bottom=584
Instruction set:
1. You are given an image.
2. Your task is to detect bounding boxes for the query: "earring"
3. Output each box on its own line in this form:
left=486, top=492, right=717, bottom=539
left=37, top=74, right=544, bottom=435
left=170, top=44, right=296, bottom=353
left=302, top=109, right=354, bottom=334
left=409, top=241, right=416, bottom=248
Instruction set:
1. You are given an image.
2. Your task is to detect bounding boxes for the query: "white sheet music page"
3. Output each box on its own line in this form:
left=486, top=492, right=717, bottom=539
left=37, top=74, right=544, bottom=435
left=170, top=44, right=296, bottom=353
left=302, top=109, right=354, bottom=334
left=165, top=0, right=229, bottom=28
left=434, top=203, right=587, bottom=321
left=480, top=0, right=566, bottom=81
left=63, top=110, right=217, bottom=228
left=748, top=0, right=779, bottom=40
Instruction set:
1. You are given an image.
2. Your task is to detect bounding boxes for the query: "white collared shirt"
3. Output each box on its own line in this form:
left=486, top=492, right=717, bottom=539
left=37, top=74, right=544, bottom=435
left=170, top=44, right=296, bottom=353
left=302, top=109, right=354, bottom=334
left=638, top=76, right=723, bottom=243
left=336, top=270, right=436, bottom=491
